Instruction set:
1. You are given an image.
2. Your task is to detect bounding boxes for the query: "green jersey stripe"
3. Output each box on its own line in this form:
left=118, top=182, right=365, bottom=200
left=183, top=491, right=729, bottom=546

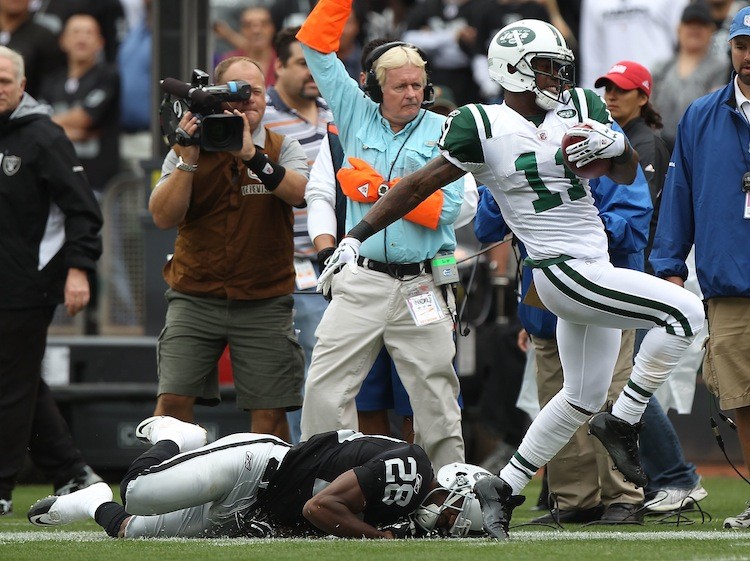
left=570, top=89, right=585, bottom=122
left=468, top=104, right=492, bottom=140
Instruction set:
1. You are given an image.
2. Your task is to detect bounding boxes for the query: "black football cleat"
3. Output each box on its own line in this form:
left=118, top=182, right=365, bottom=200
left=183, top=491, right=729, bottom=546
left=588, top=412, right=647, bottom=487
left=474, top=476, right=525, bottom=540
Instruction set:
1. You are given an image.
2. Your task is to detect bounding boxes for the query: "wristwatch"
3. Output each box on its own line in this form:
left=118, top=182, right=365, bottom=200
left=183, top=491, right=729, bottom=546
left=176, top=155, right=198, bottom=173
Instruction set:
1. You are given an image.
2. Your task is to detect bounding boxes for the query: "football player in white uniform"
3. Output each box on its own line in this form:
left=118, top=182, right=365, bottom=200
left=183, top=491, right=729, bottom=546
left=318, top=19, right=705, bottom=539
left=27, top=416, right=488, bottom=539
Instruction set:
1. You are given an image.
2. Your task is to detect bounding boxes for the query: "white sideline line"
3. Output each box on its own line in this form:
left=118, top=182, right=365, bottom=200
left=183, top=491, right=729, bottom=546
left=2, top=530, right=750, bottom=543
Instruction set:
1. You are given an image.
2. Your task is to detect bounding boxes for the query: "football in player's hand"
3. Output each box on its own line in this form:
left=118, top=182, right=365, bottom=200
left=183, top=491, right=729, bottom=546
left=561, top=124, right=613, bottom=179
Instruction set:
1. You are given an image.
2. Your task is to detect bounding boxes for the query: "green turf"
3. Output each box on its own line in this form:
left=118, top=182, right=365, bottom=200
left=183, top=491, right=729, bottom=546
left=2, top=476, right=750, bottom=561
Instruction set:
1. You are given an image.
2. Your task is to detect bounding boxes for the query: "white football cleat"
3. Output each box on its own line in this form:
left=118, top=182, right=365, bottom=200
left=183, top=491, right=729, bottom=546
left=28, top=481, right=113, bottom=526
left=135, top=416, right=207, bottom=452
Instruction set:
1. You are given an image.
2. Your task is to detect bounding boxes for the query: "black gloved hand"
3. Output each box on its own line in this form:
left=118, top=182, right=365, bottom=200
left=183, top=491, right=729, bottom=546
left=380, top=518, right=421, bottom=539
left=317, top=247, right=337, bottom=301
left=235, top=510, right=276, bottom=538
left=317, top=247, right=336, bottom=266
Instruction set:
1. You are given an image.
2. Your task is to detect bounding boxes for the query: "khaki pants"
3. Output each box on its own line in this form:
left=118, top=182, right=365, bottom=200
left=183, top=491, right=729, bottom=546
left=535, top=330, right=643, bottom=509
left=300, top=265, right=464, bottom=470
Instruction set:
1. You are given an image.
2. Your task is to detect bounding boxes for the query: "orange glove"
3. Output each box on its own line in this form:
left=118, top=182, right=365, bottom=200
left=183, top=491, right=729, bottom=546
left=296, top=0, right=352, bottom=54
left=336, top=158, right=386, bottom=203
left=404, top=189, right=444, bottom=230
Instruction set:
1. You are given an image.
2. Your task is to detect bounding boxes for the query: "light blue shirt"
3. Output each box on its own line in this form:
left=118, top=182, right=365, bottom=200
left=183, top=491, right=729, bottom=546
left=302, top=45, right=465, bottom=263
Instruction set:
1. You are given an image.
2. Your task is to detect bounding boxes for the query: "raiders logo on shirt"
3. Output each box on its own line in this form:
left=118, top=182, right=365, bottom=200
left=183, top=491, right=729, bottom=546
left=1, top=154, right=20, bottom=176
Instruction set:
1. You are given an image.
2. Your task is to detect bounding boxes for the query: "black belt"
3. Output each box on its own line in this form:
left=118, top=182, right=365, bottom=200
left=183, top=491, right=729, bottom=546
left=356, top=256, right=431, bottom=278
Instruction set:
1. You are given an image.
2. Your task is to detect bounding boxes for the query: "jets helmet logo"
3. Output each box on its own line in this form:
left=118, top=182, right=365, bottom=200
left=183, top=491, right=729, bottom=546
left=495, top=27, right=536, bottom=47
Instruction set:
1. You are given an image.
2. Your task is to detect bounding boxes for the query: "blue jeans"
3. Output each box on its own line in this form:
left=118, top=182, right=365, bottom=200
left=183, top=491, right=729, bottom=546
left=635, top=329, right=700, bottom=494
left=287, top=281, right=329, bottom=444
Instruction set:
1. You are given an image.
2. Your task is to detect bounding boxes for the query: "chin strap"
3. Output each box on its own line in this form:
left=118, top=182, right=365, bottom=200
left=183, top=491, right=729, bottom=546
left=534, top=88, right=559, bottom=111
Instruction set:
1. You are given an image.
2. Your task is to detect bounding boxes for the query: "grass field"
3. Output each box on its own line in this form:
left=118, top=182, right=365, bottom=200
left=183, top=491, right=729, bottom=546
left=2, top=476, right=750, bottom=561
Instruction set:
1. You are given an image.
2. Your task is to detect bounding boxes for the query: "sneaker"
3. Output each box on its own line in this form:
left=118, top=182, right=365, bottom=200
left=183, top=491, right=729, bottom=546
left=594, top=502, right=644, bottom=524
left=724, top=501, right=750, bottom=529
left=0, top=499, right=11, bottom=516
left=588, top=412, right=647, bottom=487
left=644, top=480, right=708, bottom=512
left=135, top=415, right=207, bottom=452
left=54, top=465, right=104, bottom=496
left=473, top=476, right=526, bottom=539
left=28, top=481, right=112, bottom=526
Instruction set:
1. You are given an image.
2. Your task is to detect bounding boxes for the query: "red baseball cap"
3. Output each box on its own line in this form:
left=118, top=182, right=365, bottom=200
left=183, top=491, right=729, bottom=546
left=594, top=60, right=652, bottom=97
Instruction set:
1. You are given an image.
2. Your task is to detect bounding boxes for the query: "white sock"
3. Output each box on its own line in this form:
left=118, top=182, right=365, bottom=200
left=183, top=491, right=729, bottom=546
left=612, top=328, right=694, bottom=424
left=500, top=391, right=589, bottom=495
left=54, top=482, right=113, bottom=522
left=153, top=426, right=185, bottom=451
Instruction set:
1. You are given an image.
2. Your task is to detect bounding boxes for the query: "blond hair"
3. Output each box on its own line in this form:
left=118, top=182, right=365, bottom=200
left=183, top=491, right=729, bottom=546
left=373, top=45, right=426, bottom=89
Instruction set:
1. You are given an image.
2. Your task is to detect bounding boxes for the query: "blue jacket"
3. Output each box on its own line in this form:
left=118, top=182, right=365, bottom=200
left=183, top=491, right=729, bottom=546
left=650, top=80, right=750, bottom=299
left=475, top=150, right=652, bottom=338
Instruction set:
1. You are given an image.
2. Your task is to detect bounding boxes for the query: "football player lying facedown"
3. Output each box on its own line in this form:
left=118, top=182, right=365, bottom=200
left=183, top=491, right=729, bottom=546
left=28, top=417, right=491, bottom=539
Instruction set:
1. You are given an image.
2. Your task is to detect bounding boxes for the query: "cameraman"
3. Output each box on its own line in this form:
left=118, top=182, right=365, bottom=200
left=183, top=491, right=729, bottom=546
left=148, top=56, right=308, bottom=440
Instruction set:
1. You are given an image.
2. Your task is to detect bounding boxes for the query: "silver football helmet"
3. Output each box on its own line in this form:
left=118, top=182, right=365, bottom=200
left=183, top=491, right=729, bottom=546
left=487, top=19, right=575, bottom=110
left=413, top=463, right=491, bottom=537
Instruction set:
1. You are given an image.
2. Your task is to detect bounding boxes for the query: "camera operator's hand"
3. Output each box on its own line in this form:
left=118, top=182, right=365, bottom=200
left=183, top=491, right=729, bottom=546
left=174, top=111, right=200, bottom=164
left=151, top=111, right=200, bottom=230
left=227, top=109, right=256, bottom=160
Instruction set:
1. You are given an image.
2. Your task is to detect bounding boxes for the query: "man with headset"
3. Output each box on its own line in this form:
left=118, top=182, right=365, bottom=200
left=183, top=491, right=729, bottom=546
left=296, top=0, right=469, bottom=470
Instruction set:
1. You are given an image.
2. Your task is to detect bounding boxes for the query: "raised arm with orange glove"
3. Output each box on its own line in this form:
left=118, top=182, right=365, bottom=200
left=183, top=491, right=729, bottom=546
left=296, top=0, right=352, bottom=54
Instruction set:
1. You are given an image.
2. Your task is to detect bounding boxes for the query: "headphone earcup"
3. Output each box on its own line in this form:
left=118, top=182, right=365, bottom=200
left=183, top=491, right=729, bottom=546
left=364, top=70, right=383, bottom=103
left=421, top=83, right=435, bottom=108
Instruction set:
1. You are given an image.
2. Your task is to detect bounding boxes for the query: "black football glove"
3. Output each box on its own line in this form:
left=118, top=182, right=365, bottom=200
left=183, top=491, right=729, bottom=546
left=235, top=510, right=276, bottom=538
left=380, top=518, right=422, bottom=539
left=317, top=247, right=337, bottom=301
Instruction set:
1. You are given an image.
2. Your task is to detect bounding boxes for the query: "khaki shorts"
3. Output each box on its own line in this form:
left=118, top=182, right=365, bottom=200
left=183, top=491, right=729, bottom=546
left=157, top=289, right=304, bottom=410
left=703, top=298, right=750, bottom=410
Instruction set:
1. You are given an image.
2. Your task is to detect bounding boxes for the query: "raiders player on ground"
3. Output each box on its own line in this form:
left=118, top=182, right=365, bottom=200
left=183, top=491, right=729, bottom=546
left=317, top=19, right=705, bottom=539
left=27, top=416, right=486, bottom=539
